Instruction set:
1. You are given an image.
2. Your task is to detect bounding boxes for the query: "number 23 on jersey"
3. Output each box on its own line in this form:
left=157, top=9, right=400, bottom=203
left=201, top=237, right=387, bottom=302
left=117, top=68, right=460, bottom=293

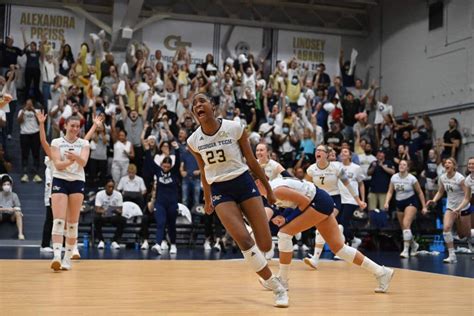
left=206, top=149, right=226, bottom=164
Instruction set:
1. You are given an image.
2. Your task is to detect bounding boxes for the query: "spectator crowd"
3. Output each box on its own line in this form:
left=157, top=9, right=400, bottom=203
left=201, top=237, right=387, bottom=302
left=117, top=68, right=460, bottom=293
left=0, top=29, right=467, bottom=252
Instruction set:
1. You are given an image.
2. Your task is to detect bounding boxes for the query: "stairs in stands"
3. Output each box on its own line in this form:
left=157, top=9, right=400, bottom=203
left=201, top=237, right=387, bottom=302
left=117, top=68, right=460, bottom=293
left=0, top=106, right=45, bottom=244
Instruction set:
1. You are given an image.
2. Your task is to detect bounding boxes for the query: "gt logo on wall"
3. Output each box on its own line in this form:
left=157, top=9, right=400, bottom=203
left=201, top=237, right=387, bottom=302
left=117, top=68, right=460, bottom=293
left=164, top=35, right=192, bottom=51
left=143, top=20, right=215, bottom=70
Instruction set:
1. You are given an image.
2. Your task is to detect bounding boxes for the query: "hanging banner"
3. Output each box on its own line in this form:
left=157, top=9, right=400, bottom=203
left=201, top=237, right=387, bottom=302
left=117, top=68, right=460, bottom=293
left=8, top=5, right=85, bottom=56
left=219, top=25, right=272, bottom=70
left=143, top=20, right=215, bottom=71
left=276, top=30, right=341, bottom=79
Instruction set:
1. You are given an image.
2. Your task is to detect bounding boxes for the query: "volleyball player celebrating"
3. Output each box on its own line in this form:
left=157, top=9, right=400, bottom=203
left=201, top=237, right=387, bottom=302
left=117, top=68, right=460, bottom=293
left=427, top=158, right=471, bottom=263
left=187, top=93, right=288, bottom=307
left=304, top=145, right=367, bottom=269
left=49, top=115, right=90, bottom=271
left=255, top=177, right=394, bottom=293
left=37, top=111, right=102, bottom=259
left=384, top=160, right=428, bottom=258
left=255, top=143, right=288, bottom=180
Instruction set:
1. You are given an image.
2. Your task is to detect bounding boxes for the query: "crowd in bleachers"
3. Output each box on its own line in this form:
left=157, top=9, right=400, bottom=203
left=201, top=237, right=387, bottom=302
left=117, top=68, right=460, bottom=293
left=0, top=29, right=467, bottom=253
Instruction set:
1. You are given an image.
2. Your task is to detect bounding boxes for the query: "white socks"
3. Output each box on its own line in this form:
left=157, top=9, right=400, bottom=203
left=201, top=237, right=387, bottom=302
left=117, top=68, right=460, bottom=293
left=361, top=257, right=384, bottom=277
left=63, top=243, right=74, bottom=261
left=278, top=263, right=290, bottom=281
left=53, top=242, right=62, bottom=259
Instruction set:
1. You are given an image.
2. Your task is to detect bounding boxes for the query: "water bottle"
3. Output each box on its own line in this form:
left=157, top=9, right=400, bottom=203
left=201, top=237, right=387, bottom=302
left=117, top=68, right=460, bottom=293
left=83, top=233, right=89, bottom=249
left=106, top=240, right=111, bottom=249
left=134, top=241, right=140, bottom=250
left=436, top=218, right=442, bottom=230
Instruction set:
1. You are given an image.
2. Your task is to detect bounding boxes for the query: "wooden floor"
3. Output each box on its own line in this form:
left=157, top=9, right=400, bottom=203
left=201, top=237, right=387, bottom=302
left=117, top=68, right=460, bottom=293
left=0, top=260, right=472, bottom=315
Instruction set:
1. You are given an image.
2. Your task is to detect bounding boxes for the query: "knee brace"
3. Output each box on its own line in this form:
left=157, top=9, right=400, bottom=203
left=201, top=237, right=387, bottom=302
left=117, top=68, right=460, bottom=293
left=335, top=245, right=357, bottom=263
left=443, top=231, right=453, bottom=243
left=277, top=231, right=293, bottom=253
left=402, top=229, right=413, bottom=242
left=51, top=219, right=65, bottom=236
left=315, top=230, right=326, bottom=245
left=66, top=222, right=78, bottom=239
left=242, top=244, right=267, bottom=273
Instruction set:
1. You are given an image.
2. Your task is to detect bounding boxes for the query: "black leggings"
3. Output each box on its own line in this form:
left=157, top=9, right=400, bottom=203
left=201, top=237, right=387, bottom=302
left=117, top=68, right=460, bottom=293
left=94, top=214, right=126, bottom=242
left=20, top=132, right=40, bottom=174
left=41, top=204, right=53, bottom=248
left=338, top=204, right=357, bottom=242
left=204, top=212, right=224, bottom=240
left=88, top=158, right=108, bottom=187
left=141, top=211, right=155, bottom=240
left=24, top=67, right=42, bottom=106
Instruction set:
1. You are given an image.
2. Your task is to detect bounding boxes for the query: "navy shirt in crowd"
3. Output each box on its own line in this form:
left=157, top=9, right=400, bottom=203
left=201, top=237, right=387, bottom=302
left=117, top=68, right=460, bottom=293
left=369, top=159, right=395, bottom=193
left=0, top=43, right=23, bottom=68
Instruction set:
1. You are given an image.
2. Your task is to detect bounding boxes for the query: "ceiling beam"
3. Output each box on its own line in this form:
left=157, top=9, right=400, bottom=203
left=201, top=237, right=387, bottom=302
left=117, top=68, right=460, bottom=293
left=244, top=0, right=368, bottom=14
left=151, top=12, right=368, bottom=37
left=63, top=4, right=112, bottom=34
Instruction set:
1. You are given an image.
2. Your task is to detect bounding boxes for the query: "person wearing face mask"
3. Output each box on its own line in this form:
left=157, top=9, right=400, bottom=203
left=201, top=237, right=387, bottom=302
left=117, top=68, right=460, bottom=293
left=258, top=115, right=279, bottom=147
left=0, top=177, right=24, bottom=240
left=144, top=139, right=181, bottom=255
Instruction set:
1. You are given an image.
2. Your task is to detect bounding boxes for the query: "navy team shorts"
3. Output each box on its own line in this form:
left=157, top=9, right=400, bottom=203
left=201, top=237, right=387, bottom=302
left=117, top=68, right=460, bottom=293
left=52, top=178, right=85, bottom=195
left=331, top=194, right=342, bottom=212
left=210, top=171, right=261, bottom=207
left=396, top=195, right=420, bottom=212
left=309, top=187, right=335, bottom=216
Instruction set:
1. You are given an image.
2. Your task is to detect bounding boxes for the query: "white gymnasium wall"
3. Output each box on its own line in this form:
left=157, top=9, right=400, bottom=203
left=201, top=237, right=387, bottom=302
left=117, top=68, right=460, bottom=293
left=376, top=0, right=474, bottom=113
left=373, top=0, right=474, bottom=166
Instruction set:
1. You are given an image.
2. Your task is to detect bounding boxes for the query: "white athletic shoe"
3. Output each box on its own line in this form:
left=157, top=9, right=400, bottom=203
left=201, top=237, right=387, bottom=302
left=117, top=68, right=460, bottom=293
left=61, top=258, right=72, bottom=271
left=72, top=247, right=81, bottom=260
left=141, top=240, right=149, bottom=250
left=213, top=242, right=221, bottom=251
left=161, top=240, right=169, bottom=251
left=351, top=237, right=362, bottom=249
left=203, top=240, right=212, bottom=250
left=40, top=247, right=54, bottom=253
left=97, top=241, right=105, bottom=249
left=169, top=244, right=177, bottom=254
left=303, top=255, right=319, bottom=269
left=269, top=277, right=289, bottom=308
left=410, top=241, right=419, bottom=257
left=152, top=244, right=162, bottom=255
left=50, top=257, right=61, bottom=272
left=333, top=255, right=342, bottom=260
left=443, top=254, right=457, bottom=264
left=301, top=244, right=310, bottom=252
left=293, top=244, right=300, bottom=251
left=111, top=241, right=121, bottom=250
left=259, top=276, right=289, bottom=291
left=374, top=266, right=394, bottom=293
left=400, top=249, right=409, bottom=258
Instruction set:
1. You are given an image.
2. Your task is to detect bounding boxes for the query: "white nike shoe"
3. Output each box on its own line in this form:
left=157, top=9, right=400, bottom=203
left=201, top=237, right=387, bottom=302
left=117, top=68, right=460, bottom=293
left=61, top=258, right=72, bottom=271
left=169, top=244, right=177, bottom=254
left=410, top=241, right=419, bottom=257
left=203, top=240, right=212, bottom=250
left=400, top=249, right=409, bottom=258
left=50, top=257, right=61, bottom=272
left=161, top=240, right=169, bottom=250
left=97, top=241, right=105, bottom=249
left=262, top=276, right=289, bottom=307
left=443, top=254, right=457, bottom=264
left=40, top=247, right=54, bottom=253
left=111, top=241, right=121, bottom=250
left=374, top=266, right=394, bottom=293
left=303, top=255, right=319, bottom=269
left=141, top=240, right=149, bottom=250
left=152, top=244, right=162, bottom=255
left=351, top=237, right=362, bottom=249
left=72, top=247, right=81, bottom=260
left=259, top=276, right=289, bottom=291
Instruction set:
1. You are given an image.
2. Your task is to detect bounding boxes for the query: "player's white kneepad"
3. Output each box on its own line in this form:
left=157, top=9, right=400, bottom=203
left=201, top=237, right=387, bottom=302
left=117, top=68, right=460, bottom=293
left=66, top=222, right=79, bottom=239
left=277, top=231, right=293, bottom=252
left=335, top=245, right=357, bottom=263
left=242, top=245, right=267, bottom=272
left=51, top=219, right=65, bottom=236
